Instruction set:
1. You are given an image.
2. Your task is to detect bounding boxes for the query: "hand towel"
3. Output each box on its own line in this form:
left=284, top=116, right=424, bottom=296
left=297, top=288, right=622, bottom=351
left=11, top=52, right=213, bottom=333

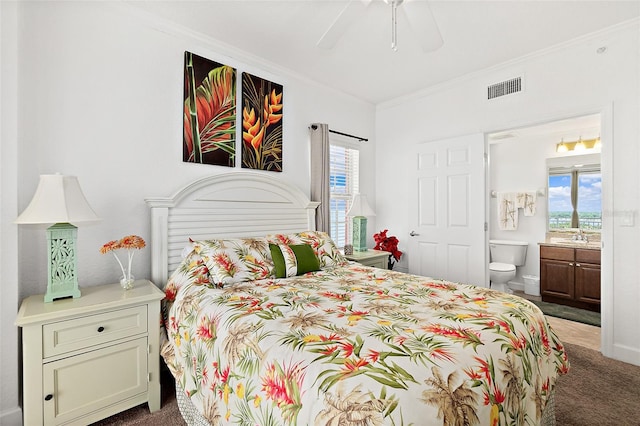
left=517, top=192, right=537, bottom=216
left=498, top=192, right=518, bottom=230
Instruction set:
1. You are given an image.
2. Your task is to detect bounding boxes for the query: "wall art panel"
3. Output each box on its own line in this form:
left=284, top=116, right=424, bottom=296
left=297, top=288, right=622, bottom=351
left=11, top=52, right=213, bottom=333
left=183, top=51, right=236, bottom=167
left=241, top=72, right=283, bottom=172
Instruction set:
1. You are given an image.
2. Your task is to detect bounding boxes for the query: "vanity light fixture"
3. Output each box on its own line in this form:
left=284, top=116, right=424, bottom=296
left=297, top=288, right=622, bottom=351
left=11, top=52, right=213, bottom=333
left=556, top=139, right=568, bottom=153
left=594, top=135, right=602, bottom=150
left=556, top=136, right=601, bottom=153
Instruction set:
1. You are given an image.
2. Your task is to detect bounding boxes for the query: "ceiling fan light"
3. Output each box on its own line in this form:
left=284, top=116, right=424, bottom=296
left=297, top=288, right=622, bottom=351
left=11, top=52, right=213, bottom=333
left=317, top=0, right=443, bottom=53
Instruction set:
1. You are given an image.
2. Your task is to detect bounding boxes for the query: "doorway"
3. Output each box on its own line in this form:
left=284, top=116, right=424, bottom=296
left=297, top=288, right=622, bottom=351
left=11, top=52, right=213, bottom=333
left=487, top=112, right=605, bottom=351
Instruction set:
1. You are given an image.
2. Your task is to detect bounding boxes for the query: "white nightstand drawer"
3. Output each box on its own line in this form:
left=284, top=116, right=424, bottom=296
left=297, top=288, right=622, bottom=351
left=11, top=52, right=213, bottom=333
left=43, top=305, right=147, bottom=358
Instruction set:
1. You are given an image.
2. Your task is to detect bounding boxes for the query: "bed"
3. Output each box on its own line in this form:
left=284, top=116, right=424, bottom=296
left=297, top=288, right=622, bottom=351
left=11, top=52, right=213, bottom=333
left=146, top=172, right=569, bottom=426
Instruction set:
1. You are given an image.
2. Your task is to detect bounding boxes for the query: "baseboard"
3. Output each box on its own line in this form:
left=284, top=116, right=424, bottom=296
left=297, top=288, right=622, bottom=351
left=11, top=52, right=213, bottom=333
left=508, top=280, right=524, bottom=292
left=0, top=406, right=23, bottom=426
left=609, top=343, right=640, bottom=367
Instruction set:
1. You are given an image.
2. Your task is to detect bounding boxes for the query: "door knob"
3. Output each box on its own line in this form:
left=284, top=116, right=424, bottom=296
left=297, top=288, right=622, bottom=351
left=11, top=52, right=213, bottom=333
left=410, top=231, right=420, bottom=236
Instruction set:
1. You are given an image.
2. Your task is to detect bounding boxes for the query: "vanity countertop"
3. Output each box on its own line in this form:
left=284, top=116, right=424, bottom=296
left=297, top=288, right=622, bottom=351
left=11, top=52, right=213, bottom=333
left=539, top=239, right=601, bottom=250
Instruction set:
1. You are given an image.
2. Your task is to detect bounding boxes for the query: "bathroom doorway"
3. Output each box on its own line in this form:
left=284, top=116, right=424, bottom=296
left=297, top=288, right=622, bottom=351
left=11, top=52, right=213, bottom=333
left=487, top=111, right=605, bottom=350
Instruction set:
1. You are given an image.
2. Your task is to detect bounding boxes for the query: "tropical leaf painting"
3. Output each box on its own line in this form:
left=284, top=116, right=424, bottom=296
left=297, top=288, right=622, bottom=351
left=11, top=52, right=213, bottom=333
left=183, top=51, right=236, bottom=167
left=241, top=72, right=283, bottom=172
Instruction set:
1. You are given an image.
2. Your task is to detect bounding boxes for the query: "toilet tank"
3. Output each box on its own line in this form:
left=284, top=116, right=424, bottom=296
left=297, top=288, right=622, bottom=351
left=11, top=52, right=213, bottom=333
left=489, top=240, right=528, bottom=266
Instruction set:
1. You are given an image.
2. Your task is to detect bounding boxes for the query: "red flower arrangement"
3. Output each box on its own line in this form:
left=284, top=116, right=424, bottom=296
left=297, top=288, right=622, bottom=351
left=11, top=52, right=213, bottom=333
left=373, top=229, right=402, bottom=270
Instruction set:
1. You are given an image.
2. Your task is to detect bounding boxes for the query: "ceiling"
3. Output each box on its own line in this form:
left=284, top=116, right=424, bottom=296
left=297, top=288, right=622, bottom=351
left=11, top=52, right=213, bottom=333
left=129, top=1, right=640, bottom=104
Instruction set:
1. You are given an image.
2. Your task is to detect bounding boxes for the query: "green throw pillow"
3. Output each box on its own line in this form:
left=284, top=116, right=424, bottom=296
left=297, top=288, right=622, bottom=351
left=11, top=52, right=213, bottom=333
left=269, top=243, right=320, bottom=278
left=270, top=243, right=287, bottom=278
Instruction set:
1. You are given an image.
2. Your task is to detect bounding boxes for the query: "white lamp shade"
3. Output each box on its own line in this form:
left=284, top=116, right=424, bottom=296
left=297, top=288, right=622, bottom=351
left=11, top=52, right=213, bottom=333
left=346, top=193, right=376, bottom=217
left=15, top=174, right=100, bottom=224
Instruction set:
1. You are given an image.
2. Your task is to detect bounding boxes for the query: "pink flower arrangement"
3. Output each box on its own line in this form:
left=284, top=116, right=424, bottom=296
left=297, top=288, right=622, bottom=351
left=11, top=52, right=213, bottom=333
left=373, top=229, right=402, bottom=269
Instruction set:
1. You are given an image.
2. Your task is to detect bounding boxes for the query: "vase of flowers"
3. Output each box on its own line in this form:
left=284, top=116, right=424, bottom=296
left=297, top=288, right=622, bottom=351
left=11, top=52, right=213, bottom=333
left=373, top=229, right=403, bottom=270
left=100, top=235, right=146, bottom=290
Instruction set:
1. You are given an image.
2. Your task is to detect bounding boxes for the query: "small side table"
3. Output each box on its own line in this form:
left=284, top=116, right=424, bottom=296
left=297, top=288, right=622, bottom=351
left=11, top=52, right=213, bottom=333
left=16, top=280, right=165, bottom=426
left=344, top=249, right=391, bottom=269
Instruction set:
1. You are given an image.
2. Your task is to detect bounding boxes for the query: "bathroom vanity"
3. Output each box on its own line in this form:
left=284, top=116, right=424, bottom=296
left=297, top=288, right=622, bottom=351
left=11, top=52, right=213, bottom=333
left=539, top=243, right=601, bottom=312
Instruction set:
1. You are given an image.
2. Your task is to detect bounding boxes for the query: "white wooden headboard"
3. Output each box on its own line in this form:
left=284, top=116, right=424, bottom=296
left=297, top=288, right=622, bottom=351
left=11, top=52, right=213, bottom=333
left=145, top=172, right=319, bottom=286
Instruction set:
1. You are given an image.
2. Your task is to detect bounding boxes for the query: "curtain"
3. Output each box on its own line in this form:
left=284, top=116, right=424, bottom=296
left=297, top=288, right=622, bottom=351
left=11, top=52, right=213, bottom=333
left=310, top=123, right=330, bottom=233
left=571, top=170, right=579, bottom=228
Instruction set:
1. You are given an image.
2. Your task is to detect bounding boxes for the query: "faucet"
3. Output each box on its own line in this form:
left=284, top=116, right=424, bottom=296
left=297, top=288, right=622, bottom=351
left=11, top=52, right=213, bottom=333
left=573, top=229, right=588, bottom=242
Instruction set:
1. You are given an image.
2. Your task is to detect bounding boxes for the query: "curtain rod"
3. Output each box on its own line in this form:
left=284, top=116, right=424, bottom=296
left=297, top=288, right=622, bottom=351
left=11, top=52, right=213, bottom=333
left=311, top=124, right=368, bottom=142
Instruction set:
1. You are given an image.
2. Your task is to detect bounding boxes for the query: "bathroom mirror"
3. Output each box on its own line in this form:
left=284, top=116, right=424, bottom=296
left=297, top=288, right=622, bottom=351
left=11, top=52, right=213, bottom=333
left=546, top=153, right=601, bottom=232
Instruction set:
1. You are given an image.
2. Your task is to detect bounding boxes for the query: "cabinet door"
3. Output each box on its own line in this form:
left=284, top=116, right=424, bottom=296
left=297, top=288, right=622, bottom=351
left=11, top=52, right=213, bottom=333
left=43, top=338, right=148, bottom=425
left=575, top=262, right=601, bottom=305
left=540, top=259, right=575, bottom=300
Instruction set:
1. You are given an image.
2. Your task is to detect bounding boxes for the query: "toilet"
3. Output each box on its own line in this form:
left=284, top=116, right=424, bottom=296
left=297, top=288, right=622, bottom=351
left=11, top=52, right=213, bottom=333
left=489, top=240, right=528, bottom=293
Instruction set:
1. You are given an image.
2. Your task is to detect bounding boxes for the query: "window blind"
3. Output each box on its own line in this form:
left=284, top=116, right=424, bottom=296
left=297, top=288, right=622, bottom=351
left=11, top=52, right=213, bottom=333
left=329, top=144, right=360, bottom=247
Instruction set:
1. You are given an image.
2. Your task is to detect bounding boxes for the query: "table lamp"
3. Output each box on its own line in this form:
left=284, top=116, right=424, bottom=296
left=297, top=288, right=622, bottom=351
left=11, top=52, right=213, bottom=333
left=15, top=174, right=100, bottom=302
left=346, top=193, right=375, bottom=252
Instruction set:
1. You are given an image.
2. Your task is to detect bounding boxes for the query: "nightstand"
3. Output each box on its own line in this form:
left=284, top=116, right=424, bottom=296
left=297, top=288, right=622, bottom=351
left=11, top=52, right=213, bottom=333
left=15, top=280, right=165, bottom=426
left=344, top=249, right=391, bottom=269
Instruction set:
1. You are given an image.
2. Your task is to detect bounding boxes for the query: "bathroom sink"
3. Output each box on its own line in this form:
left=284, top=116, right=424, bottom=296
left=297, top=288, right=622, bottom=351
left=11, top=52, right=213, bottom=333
left=548, top=237, right=596, bottom=246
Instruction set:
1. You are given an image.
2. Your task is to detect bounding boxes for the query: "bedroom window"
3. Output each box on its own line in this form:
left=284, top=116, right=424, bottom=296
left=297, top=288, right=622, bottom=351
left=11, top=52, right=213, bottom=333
left=329, top=143, right=360, bottom=247
left=548, top=166, right=601, bottom=230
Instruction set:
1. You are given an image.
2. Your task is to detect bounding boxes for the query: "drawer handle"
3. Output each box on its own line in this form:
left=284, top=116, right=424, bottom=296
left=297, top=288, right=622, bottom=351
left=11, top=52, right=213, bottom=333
left=97, top=326, right=105, bottom=333
left=568, top=263, right=574, bottom=266
left=576, top=263, right=581, bottom=267
left=44, top=394, right=53, bottom=401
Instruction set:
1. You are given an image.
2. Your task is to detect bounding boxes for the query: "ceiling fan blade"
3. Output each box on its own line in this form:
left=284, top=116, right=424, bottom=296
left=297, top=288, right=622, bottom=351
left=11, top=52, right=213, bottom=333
left=401, top=0, right=443, bottom=52
left=317, top=0, right=372, bottom=49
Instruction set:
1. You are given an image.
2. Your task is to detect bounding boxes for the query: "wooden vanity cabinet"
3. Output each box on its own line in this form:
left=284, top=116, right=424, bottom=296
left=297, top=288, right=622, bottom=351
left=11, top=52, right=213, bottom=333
left=540, top=245, right=600, bottom=312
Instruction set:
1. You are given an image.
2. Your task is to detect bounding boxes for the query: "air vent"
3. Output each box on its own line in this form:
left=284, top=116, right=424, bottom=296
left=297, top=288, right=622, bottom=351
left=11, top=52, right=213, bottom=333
left=487, top=76, right=522, bottom=100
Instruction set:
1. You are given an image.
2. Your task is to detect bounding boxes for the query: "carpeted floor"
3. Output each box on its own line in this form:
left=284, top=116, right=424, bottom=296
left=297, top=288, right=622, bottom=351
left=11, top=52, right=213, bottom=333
left=530, top=299, right=601, bottom=327
left=555, top=342, right=640, bottom=425
left=92, top=342, right=640, bottom=426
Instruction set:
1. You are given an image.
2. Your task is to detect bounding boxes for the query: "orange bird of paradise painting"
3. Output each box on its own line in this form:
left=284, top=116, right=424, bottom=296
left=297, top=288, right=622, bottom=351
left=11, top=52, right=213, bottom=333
left=183, top=51, right=236, bottom=167
left=241, top=72, right=283, bottom=172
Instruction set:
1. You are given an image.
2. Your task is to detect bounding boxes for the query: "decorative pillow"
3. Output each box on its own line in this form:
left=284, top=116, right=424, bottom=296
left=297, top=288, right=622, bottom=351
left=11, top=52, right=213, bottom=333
left=191, top=237, right=274, bottom=286
left=162, top=249, right=212, bottom=333
left=269, top=243, right=320, bottom=278
left=267, top=231, right=348, bottom=268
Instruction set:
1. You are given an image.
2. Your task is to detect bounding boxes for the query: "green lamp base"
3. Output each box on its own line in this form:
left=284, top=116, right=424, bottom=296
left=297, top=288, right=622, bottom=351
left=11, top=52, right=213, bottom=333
left=352, top=216, right=368, bottom=252
left=45, top=223, right=81, bottom=303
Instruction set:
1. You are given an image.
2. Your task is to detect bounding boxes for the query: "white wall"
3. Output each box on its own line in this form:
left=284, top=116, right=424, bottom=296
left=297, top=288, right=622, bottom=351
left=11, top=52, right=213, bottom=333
left=1, top=2, right=376, bottom=422
left=376, top=21, right=640, bottom=365
left=489, top=137, right=552, bottom=286
left=0, top=2, right=23, bottom=424
left=15, top=1, right=376, bottom=298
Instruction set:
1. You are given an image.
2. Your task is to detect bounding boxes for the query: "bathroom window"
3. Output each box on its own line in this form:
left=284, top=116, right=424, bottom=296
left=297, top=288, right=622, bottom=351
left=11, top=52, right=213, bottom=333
left=548, top=165, right=601, bottom=230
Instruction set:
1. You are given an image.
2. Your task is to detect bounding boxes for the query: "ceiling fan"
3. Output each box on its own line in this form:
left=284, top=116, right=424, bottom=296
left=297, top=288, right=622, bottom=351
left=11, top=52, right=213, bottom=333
left=317, top=0, right=443, bottom=52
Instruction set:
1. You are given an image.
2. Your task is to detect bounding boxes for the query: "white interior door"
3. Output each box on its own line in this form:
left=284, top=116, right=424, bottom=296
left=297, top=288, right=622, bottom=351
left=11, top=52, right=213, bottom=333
left=408, top=133, right=487, bottom=286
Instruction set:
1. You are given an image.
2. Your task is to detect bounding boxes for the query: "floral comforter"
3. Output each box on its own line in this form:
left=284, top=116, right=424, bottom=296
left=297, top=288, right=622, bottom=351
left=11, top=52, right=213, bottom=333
left=161, top=255, right=569, bottom=426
